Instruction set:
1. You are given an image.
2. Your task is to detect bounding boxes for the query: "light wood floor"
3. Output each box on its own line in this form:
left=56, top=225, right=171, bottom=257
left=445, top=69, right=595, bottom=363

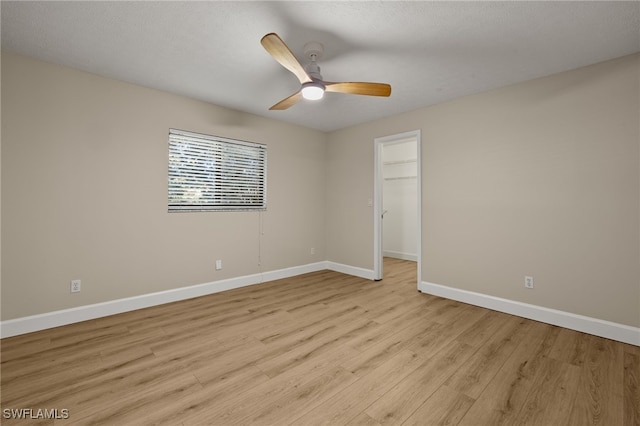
left=1, top=258, right=639, bottom=425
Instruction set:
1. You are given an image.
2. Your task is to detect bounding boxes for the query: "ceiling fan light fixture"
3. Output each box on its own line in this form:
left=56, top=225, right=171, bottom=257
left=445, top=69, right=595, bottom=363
left=301, top=82, right=325, bottom=100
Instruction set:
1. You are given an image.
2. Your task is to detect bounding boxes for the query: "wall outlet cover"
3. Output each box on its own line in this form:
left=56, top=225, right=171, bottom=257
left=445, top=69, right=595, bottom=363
left=525, top=276, right=534, bottom=289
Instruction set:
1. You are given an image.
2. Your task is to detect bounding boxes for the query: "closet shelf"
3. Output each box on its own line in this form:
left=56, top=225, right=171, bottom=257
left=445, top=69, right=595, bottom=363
left=384, top=176, right=417, bottom=181
left=383, top=159, right=417, bottom=165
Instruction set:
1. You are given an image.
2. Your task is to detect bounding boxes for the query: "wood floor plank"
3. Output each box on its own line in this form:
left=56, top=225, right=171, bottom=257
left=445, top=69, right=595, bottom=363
left=321, top=286, right=393, bottom=315
left=548, top=326, right=590, bottom=367
left=443, top=314, right=531, bottom=399
left=567, top=335, right=625, bottom=426
left=2, top=322, right=131, bottom=383
left=1, top=333, right=52, bottom=362
left=366, top=292, right=431, bottom=324
left=454, top=309, right=516, bottom=348
left=623, top=351, right=640, bottom=426
left=343, top=305, right=424, bottom=353
left=345, top=413, right=382, bottom=426
left=291, top=350, right=424, bottom=426
left=1, top=352, right=106, bottom=406
left=3, top=349, right=157, bottom=415
left=364, top=339, right=476, bottom=426
left=340, top=311, right=442, bottom=378
left=421, top=297, right=480, bottom=324
left=186, top=337, right=269, bottom=387
left=183, top=351, right=356, bottom=425
left=401, top=385, right=475, bottom=426
left=65, top=372, right=203, bottom=425
left=624, top=342, right=640, bottom=357
left=237, top=366, right=358, bottom=425
left=512, top=356, right=582, bottom=425
left=256, top=305, right=365, bottom=345
left=245, top=278, right=358, bottom=315
left=457, top=321, right=560, bottom=426
left=256, top=317, right=367, bottom=378
left=132, top=365, right=271, bottom=425
left=248, top=302, right=332, bottom=342
left=407, top=303, right=488, bottom=357
left=214, top=309, right=294, bottom=341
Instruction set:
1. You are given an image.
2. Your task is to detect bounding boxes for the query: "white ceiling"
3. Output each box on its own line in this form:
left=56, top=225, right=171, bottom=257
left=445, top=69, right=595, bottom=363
left=2, top=1, right=639, bottom=132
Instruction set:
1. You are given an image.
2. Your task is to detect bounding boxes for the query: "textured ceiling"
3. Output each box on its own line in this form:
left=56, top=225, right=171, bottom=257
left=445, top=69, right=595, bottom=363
left=2, top=1, right=639, bottom=132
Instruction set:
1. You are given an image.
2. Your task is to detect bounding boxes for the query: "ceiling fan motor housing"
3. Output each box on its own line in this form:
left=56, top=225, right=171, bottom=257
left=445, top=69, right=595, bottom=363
left=303, top=41, right=324, bottom=61
left=303, top=41, right=324, bottom=80
left=305, top=62, right=323, bottom=80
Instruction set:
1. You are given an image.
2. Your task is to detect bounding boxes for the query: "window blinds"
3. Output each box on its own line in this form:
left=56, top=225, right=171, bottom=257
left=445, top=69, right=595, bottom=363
left=168, top=129, right=267, bottom=212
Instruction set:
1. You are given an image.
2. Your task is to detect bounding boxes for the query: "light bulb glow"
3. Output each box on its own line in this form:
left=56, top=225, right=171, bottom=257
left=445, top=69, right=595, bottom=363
left=301, top=83, right=325, bottom=100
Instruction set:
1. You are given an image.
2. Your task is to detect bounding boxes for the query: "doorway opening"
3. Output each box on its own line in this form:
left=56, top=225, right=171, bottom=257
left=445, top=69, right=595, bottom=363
left=374, top=130, right=421, bottom=288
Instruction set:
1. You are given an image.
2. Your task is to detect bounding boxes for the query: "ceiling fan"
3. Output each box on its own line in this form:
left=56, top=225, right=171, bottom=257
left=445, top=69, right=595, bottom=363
left=261, top=32, right=392, bottom=110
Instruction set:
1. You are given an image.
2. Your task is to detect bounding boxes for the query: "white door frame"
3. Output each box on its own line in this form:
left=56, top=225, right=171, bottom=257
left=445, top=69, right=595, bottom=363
left=373, top=130, right=422, bottom=288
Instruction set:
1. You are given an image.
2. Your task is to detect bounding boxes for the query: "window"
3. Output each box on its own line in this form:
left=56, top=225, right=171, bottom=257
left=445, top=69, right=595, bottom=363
left=168, top=129, right=267, bottom=212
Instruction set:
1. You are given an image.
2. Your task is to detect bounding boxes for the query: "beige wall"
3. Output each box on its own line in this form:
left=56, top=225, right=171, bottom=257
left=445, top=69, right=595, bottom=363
left=327, top=54, right=640, bottom=327
left=1, top=52, right=327, bottom=320
left=2, top=51, right=639, bottom=329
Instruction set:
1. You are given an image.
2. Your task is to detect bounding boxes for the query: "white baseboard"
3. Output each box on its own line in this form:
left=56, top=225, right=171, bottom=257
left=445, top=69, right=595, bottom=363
left=0, top=262, right=328, bottom=339
left=5, top=265, right=635, bottom=346
left=383, top=251, right=417, bottom=262
left=420, top=281, right=640, bottom=346
left=326, top=261, right=376, bottom=280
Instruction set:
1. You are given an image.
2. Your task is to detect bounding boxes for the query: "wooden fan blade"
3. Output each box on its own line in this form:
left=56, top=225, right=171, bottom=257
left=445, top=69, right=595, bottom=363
left=261, top=33, right=311, bottom=84
left=325, top=82, right=392, bottom=97
left=269, top=91, right=303, bottom=110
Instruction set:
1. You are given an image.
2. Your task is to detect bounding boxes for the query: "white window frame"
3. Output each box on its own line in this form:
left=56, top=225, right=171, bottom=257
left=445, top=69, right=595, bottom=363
left=168, top=129, right=267, bottom=212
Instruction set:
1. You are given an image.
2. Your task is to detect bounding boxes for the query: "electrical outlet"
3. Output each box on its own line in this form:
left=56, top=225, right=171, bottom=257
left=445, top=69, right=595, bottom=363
left=215, top=260, right=222, bottom=270
left=310, top=247, right=315, bottom=255
left=524, top=276, right=534, bottom=289
left=70, top=279, right=81, bottom=293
